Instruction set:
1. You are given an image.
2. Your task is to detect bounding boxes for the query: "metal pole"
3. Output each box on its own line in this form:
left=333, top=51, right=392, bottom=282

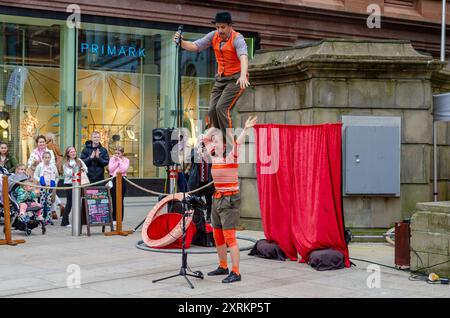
left=116, top=172, right=123, bottom=232
left=72, top=166, right=81, bottom=236
left=170, top=165, right=177, bottom=194
left=437, top=7, right=446, bottom=201
left=433, top=122, right=439, bottom=202
left=442, top=0, right=446, bottom=62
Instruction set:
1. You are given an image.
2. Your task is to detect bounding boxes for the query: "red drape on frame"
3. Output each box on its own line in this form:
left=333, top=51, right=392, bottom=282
left=255, top=123, right=350, bottom=267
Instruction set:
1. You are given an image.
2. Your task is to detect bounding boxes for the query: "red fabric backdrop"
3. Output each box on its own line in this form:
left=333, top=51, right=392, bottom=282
left=255, top=123, right=350, bottom=267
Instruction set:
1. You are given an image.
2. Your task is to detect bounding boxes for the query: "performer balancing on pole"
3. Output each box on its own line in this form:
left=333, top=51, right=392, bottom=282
left=201, top=116, right=257, bottom=283
left=173, top=11, right=250, bottom=145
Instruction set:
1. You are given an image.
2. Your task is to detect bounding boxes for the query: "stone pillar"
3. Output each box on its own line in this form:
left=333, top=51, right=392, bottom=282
left=237, top=39, right=447, bottom=230
left=410, top=201, right=450, bottom=277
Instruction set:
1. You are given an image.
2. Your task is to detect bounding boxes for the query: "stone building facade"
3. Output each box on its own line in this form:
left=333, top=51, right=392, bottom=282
left=1, top=0, right=449, bottom=56
left=236, top=39, right=450, bottom=229
left=2, top=1, right=449, bottom=227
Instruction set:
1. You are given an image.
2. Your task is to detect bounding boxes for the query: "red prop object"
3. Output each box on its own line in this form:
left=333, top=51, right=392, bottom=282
left=147, top=213, right=197, bottom=249
left=141, top=193, right=194, bottom=248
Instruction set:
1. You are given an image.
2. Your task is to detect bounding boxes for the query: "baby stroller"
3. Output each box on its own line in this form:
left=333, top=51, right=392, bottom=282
left=7, top=173, right=46, bottom=236
left=0, top=166, right=10, bottom=226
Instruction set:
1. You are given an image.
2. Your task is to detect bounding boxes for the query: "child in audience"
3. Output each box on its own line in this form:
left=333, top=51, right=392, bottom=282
left=15, top=179, right=43, bottom=222
left=15, top=164, right=27, bottom=175
left=34, top=151, right=58, bottom=225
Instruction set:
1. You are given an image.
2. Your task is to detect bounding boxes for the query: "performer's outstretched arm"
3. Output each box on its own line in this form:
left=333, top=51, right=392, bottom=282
left=236, top=116, right=257, bottom=145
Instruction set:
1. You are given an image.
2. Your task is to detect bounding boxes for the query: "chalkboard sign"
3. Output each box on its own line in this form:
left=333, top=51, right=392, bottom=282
left=83, top=187, right=114, bottom=236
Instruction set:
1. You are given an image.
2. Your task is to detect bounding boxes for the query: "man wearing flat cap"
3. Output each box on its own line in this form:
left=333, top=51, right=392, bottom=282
left=173, top=12, right=249, bottom=143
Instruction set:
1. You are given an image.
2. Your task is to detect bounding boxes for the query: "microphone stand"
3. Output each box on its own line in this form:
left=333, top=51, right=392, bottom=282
left=152, top=26, right=204, bottom=288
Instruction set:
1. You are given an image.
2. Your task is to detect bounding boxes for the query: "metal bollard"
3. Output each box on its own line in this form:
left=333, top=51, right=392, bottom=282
left=169, top=165, right=178, bottom=193
left=104, top=173, right=133, bottom=237
left=72, top=166, right=81, bottom=236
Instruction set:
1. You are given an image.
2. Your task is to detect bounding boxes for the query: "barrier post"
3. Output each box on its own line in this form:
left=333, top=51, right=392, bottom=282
left=104, top=173, right=133, bottom=237
left=0, top=175, right=25, bottom=246
left=72, top=166, right=81, bottom=236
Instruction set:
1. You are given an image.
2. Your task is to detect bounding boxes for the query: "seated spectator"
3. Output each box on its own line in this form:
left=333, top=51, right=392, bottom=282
left=0, top=142, right=18, bottom=174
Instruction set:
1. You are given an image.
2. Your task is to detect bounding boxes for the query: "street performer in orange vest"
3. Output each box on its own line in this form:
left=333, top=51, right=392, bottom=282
left=173, top=12, right=249, bottom=143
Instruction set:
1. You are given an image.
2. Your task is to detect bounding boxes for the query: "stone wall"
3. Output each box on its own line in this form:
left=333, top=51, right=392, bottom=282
left=236, top=39, right=449, bottom=230
left=410, top=202, right=450, bottom=277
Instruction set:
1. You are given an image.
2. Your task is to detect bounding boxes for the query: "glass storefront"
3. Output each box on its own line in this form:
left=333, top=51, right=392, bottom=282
left=0, top=14, right=254, bottom=178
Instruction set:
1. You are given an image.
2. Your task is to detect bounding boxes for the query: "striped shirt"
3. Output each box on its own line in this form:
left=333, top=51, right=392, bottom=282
left=203, top=135, right=239, bottom=193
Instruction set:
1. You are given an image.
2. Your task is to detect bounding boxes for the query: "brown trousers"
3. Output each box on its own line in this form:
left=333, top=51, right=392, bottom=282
left=208, top=73, right=244, bottom=138
left=211, top=193, right=241, bottom=230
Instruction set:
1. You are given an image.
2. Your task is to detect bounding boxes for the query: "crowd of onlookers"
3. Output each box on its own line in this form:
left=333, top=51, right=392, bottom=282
left=0, top=131, right=129, bottom=228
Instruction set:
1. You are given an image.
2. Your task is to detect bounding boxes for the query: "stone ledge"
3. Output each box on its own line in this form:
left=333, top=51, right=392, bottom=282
left=410, top=231, right=449, bottom=255
left=410, top=211, right=430, bottom=231
left=249, top=39, right=443, bottom=80
left=411, top=252, right=450, bottom=276
left=411, top=211, right=450, bottom=233
left=239, top=218, right=263, bottom=231
left=416, top=201, right=450, bottom=213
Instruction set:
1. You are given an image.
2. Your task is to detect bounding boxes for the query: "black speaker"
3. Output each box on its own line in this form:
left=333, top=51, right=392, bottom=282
left=152, top=128, right=177, bottom=166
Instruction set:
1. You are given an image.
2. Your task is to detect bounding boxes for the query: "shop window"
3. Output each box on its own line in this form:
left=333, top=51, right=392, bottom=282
left=1, top=16, right=254, bottom=178
left=0, top=22, right=61, bottom=166
left=24, top=25, right=60, bottom=67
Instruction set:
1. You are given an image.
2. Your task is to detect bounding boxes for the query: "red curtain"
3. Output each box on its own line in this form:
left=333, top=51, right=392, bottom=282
left=255, top=123, right=350, bottom=267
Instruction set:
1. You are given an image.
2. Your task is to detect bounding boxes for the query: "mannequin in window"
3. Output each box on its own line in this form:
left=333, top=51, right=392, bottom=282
left=185, top=107, right=198, bottom=146
left=20, top=109, right=38, bottom=164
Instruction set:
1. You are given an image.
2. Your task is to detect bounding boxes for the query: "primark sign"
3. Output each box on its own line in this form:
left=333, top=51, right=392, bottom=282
left=80, top=43, right=146, bottom=57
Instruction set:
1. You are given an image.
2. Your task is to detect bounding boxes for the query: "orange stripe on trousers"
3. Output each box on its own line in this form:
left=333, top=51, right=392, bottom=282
left=227, top=88, right=244, bottom=129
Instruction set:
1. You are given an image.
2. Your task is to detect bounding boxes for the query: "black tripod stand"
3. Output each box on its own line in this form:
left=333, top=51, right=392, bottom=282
left=152, top=197, right=204, bottom=288
left=151, top=25, right=203, bottom=289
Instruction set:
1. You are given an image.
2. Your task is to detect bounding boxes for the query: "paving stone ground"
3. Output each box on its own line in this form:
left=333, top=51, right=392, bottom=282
left=1, top=197, right=449, bottom=298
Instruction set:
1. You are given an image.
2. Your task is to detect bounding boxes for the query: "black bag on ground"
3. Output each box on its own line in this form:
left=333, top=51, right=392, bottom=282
left=248, top=239, right=286, bottom=261
left=308, top=248, right=345, bottom=271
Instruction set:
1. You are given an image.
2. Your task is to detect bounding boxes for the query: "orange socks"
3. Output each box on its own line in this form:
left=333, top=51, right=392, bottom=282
left=224, top=229, right=239, bottom=274
left=213, top=228, right=227, bottom=269
left=219, top=260, right=228, bottom=270
left=213, top=228, right=226, bottom=246
left=213, top=227, right=239, bottom=274
left=213, top=228, right=238, bottom=248
left=223, top=229, right=237, bottom=247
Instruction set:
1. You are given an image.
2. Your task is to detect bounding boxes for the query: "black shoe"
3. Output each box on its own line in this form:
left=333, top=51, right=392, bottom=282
left=207, top=267, right=229, bottom=276
left=222, top=271, right=241, bottom=283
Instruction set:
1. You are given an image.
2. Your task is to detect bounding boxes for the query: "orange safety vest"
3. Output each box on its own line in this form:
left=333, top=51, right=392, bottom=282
left=212, top=30, right=242, bottom=77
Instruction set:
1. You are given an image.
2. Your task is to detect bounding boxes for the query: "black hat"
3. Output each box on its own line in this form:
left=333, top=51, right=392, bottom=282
left=211, top=12, right=232, bottom=24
